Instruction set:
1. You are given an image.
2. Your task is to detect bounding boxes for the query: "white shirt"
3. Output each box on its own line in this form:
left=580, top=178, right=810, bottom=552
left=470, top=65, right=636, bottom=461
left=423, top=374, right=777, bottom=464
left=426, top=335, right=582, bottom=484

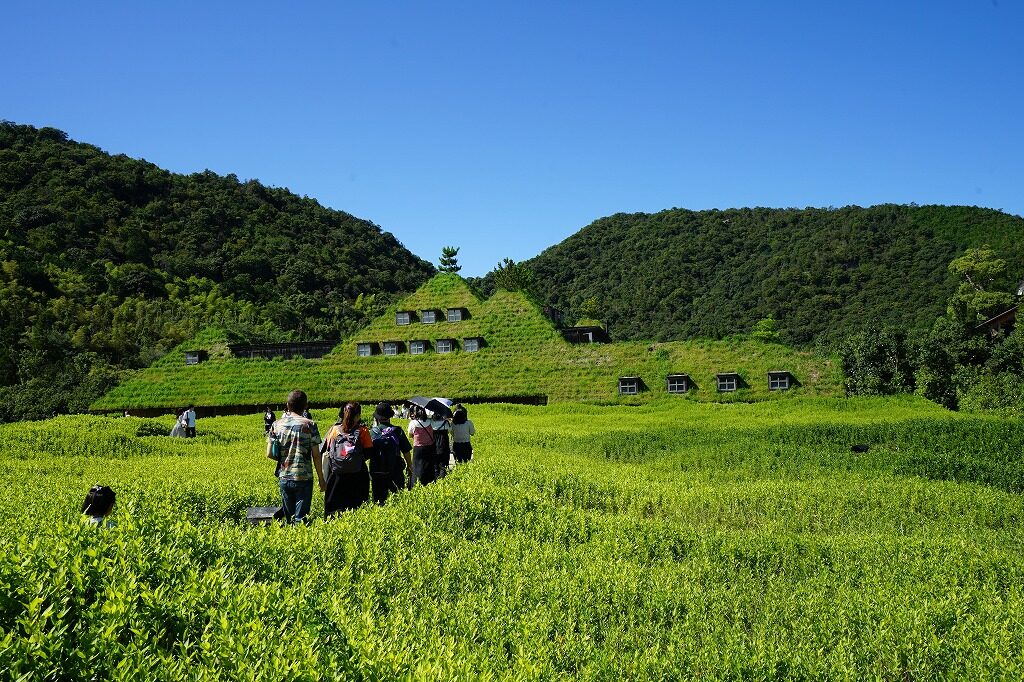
left=451, top=420, right=475, bottom=443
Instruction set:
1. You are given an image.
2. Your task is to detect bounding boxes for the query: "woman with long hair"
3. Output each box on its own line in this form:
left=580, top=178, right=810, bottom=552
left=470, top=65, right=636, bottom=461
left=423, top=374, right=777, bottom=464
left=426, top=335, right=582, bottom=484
left=406, top=406, right=436, bottom=487
left=321, top=402, right=373, bottom=516
left=451, top=405, right=476, bottom=464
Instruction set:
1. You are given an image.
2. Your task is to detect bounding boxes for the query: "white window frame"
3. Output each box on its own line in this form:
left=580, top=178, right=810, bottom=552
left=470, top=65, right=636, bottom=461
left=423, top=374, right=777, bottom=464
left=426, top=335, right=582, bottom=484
left=421, top=310, right=437, bottom=324
left=357, top=344, right=373, bottom=357
left=666, top=376, right=688, bottom=393
left=396, top=312, right=411, bottom=326
left=410, top=341, right=426, bottom=355
left=383, top=342, right=399, bottom=356
left=717, top=375, right=738, bottom=392
left=436, top=339, right=453, bottom=354
left=618, top=379, right=639, bottom=395
left=769, top=374, right=790, bottom=391
left=464, top=338, right=480, bottom=352
left=447, top=308, right=463, bottom=323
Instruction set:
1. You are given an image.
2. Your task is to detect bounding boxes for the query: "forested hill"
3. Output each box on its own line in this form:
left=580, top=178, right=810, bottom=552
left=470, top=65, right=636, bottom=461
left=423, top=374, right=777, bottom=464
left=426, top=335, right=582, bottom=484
left=0, top=122, right=434, bottom=420
left=517, top=205, right=1024, bottom=345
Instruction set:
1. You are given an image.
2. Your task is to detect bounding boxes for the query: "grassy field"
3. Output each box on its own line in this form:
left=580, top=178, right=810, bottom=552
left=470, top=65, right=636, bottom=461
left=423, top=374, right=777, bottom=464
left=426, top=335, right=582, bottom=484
left=92, top=275, right=842, bottom=411
left=3, top=396, right=1024, bottom=678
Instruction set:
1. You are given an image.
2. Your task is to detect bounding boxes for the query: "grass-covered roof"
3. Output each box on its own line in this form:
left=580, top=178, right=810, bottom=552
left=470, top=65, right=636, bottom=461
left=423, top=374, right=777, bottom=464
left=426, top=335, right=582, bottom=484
left=93, top=274, right=842, bottom=410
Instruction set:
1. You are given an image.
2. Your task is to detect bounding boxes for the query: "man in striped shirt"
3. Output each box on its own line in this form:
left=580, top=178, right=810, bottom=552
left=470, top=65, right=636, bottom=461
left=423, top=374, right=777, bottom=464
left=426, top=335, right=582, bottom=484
left=267, top=390, right=324, bottom=523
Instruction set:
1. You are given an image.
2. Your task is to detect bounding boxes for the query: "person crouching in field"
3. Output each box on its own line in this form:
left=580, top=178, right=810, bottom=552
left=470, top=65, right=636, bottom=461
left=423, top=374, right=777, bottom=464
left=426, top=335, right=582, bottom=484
left=451, top=405, right=475, bottom=463
left=369, top=403, right=412, bottom=505
left=267, top=390, right=325, bottom=524
left=321, top=402, right=373, bottom=516
left=82, top=485, right=116, bottom=528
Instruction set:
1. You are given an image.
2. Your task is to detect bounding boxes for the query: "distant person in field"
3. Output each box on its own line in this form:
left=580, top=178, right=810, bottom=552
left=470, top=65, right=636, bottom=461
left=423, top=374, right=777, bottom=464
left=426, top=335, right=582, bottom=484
left=451, top=405, right=476, bottom=464
left=170, top=409, right=187, bottom=438
left=369, top=403, right=412, bottom=505
left=263, top=406, right=276, bottom=434
left=267, top=390, right=325, bottom=524
left=321, top=402, right=373, bottom=515
left=81, top=485, right=116, bottom=528
left=185, top=405, right=197, bottom=437
left=407, top=406, right=436, bottom=487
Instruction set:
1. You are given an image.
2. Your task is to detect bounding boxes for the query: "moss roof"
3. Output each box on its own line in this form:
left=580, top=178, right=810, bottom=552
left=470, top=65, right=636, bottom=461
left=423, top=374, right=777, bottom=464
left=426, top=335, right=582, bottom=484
left=93, top=274, right=842, bottom=409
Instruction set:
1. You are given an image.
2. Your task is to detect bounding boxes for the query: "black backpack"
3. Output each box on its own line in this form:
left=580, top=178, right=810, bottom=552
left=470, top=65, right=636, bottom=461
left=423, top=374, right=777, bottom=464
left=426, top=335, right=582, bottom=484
left=371, top=425, right=405, bottom=475
left=326, top=427, right=366, bottom=476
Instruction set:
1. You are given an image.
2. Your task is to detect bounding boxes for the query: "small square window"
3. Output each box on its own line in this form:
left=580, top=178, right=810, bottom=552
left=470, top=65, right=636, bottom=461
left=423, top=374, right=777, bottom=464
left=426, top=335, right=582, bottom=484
left=436, top=339, right=453, bottom=354
left=410, top=341, right=426, bottom=355
left=447, top=309, right=463, bottom=323
left=383, top=342, right=399, bottom=356
left=357, top=344, right=373, bottom=357
left=422, top=311, right=437, bottom=324
left=618, top=378, right=640, bottom=395
left=769, top=374, right=790, bottom=391
left=396, top=312, right=411, bottom=326
left=717, top=376, right=737, bottom=392
left=667, top=376, right=689, bottom=393
left=464, top=338, right=480, bottom=352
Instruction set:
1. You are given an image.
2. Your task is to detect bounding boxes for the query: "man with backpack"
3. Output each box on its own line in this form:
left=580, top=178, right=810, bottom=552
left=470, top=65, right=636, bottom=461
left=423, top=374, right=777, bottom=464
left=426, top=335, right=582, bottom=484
left=321, top=402, right=373, bottom=516
left=369, top=403, right=412, bottom=505
left=267, top=390, right=324, bottom=524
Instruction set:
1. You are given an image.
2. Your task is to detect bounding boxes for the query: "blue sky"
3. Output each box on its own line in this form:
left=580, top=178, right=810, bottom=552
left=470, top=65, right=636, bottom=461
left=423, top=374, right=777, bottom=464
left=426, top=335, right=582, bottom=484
left=3, top=1, right=1022, bottom=276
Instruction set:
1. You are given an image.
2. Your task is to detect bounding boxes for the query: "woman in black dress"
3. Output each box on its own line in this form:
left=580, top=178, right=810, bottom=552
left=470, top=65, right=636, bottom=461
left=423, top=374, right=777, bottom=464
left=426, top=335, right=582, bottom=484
left=321, top=402, right=372, bottom=516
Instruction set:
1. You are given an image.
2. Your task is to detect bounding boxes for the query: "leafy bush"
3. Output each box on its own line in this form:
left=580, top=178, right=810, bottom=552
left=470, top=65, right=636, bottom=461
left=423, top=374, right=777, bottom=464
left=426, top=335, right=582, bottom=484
left=3, top=399, right=1024, bottom=677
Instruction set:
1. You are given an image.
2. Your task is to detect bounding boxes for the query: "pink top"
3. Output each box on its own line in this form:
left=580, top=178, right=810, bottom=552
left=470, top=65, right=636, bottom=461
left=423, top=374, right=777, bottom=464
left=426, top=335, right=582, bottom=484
left=407, top=419, right=435, bottom=447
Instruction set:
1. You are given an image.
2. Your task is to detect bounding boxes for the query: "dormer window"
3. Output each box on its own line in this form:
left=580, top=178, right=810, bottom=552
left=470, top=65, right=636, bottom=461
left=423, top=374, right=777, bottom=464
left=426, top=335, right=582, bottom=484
left=618, top=377, right=643, bottom=395
left=436, top=339, right=454, bottom=354
left=383, top=341, right=401, bottom=356
left=421, top=310, right=438, bottom=324
left=356, top=343, right=376, bottom=357
left=716, top=373, right=740, bottom=392
left=666, top=374, right=689, bottom=394
left=184, top=350, right=208, bottom=365
left=464, top=337, right=482, bottom=352
left=396, top=311, right=412, bottom=326
left=447, top=308, right=466, bottom=323
left=768, top=371, right=792, bottom=391
left=410, top=340, right=427, bottom=355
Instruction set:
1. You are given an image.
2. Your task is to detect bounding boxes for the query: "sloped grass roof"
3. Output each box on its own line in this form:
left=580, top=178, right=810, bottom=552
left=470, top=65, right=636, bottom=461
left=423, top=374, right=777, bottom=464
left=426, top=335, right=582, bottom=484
left=93, top=275, right=842, bottom=410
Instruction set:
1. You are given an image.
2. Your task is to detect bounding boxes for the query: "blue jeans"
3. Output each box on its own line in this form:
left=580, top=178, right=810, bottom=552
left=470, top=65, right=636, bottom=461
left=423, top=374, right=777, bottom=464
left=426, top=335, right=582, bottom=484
left=279, top=478, right=314, bottom=524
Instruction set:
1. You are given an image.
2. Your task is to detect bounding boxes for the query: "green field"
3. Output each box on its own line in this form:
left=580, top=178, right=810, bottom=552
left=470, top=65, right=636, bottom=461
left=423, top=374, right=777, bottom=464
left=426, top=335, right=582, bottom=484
left=3, top=396, right=1024, bottom=678
left=93, top=275, right=842, bottom=411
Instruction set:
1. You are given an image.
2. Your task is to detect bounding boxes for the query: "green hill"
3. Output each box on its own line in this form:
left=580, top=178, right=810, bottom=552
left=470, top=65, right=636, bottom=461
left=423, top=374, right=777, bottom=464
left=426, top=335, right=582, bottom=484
left=93, top=274, right=842, bottom=410
left=493, top=205, right=1024, bottom=345
left=0, top=122, right=434, bottom=420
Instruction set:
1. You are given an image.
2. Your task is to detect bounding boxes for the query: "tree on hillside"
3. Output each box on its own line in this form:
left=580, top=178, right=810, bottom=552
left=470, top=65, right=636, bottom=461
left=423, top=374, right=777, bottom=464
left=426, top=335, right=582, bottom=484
left=493, top=258, right=535, bottom=294
left=578, top=296, right=600, bottom=321
left=946, top=246, right=1015, bottom=325
left=751, top=316, right=781, bottom=343
left=439, top=246, right=461, bottom=273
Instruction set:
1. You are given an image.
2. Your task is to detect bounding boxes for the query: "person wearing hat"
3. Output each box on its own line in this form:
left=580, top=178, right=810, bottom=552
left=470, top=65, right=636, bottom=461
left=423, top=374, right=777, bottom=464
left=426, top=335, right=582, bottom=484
left=369, top=403, right=413, bottom=504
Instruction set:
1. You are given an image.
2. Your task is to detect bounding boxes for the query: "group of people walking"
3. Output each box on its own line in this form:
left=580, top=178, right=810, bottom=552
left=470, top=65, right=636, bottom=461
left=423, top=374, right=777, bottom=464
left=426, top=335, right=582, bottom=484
left=266, top=390, right=476, bottom=523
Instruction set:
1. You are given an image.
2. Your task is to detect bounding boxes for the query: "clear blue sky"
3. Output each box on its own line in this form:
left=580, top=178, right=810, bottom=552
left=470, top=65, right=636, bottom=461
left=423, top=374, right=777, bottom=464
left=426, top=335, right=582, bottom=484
left=3, top=1, right=1022, bottom=276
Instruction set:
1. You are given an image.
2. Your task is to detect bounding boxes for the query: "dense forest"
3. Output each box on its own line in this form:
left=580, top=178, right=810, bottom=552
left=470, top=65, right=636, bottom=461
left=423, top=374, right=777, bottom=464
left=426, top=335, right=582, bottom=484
left=489, top=206, right=1024, bottom=344
left=0, top=122, right=434, bottom=420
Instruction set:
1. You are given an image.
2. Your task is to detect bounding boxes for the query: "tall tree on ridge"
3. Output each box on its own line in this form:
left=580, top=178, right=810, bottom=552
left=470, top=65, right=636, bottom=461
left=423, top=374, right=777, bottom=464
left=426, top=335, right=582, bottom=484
left=439, top=246, right=461, bottom=273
